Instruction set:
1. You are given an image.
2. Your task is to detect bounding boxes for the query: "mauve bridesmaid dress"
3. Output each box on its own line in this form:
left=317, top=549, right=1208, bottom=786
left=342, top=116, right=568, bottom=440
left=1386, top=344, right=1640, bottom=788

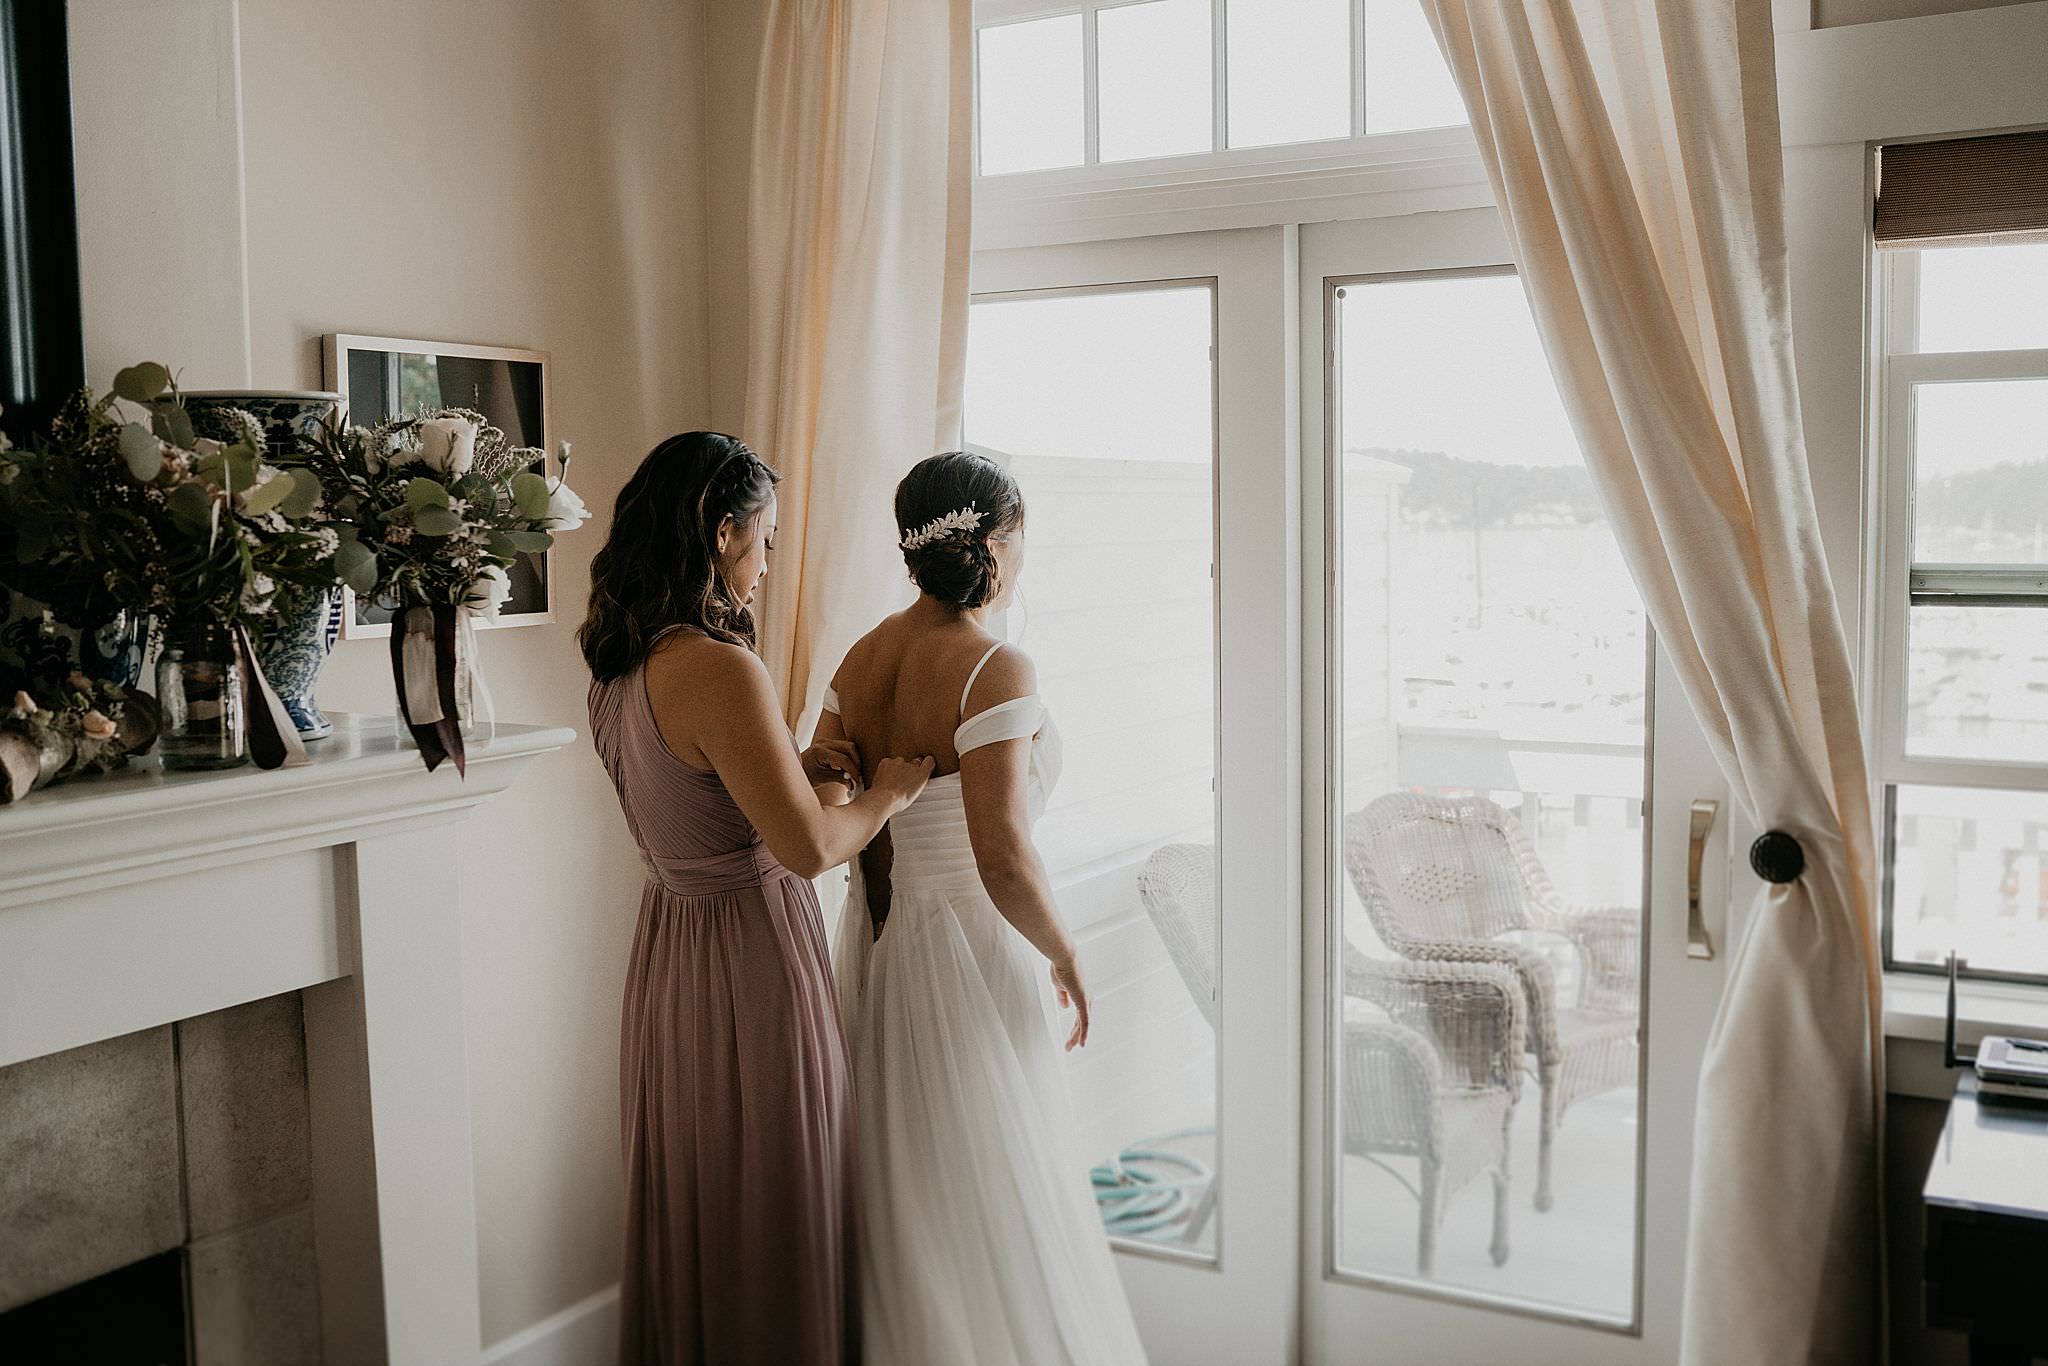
left=590, top=660, right=860, bottom=1366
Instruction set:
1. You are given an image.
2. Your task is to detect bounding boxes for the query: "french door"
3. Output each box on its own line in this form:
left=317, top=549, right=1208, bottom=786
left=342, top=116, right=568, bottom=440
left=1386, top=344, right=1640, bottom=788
left=967, top=214, right=1739, bottom=1365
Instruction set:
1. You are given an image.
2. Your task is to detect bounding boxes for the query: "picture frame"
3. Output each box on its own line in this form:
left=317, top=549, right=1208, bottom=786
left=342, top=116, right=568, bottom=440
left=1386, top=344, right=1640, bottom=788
left=322, top=334, right=554, bottom=639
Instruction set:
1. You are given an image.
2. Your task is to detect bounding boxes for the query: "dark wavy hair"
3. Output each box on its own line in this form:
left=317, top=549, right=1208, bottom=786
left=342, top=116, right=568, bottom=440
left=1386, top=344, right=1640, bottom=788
left=895, top=451, right=1024, bottom=611
left=579, top=432, right=780, bottom=681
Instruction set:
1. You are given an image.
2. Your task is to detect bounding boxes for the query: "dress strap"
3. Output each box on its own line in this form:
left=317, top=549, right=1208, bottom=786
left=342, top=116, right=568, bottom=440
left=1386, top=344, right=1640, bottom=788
left=959, top=640, right=1006, bottom=717
left=955, top=695, right=1046, bottom=756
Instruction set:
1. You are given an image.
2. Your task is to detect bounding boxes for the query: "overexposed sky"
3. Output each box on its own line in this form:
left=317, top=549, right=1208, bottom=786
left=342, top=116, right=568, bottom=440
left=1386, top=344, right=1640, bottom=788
left=1341, top=271, right=1584, bottom=467
left=965, top=285, right=1214, bottom=464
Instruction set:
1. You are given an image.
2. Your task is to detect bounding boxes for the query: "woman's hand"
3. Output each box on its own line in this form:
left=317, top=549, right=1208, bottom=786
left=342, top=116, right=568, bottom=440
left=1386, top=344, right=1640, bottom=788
left=803, top=736, right=861, bottom=791
left=1051, top=954, right=1091, bottom=1051
left=870, top=755, right=936, bottom=814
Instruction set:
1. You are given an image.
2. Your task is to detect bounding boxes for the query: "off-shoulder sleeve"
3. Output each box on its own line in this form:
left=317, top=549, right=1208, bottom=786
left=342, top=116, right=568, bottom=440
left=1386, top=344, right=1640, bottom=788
left=953, top=695, right=1046, bottom=756
left=822, top=684, right=841, bottom=715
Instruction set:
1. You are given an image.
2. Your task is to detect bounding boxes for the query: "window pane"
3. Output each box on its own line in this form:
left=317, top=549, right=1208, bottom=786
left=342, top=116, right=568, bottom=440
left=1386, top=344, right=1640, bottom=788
left=1226, top=0, right=1350, bottom=149
left=1099, top=0, right=1213, bottom=163
left=1906, top=604, right=2048, bottom=764
left=1916, top=243, right=2048, bottom=353
left=965, top=285, right=1219, bottom=1258
left=1362, top=0, right=1466, bottom=134
left=1331, top=272, right=1644, bottom=1321
left=1911, top=379, right=2048, bottom=564
left=978, top=16, right=1085, bottom=175
left=1889, top=784, right=2048, bottom=978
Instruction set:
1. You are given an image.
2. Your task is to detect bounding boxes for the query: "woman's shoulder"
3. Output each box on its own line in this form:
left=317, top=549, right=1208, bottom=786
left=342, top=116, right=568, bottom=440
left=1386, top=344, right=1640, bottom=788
left=961, top=639, right=1037, bottom=715
left=646, top=630, right=770, bottom=703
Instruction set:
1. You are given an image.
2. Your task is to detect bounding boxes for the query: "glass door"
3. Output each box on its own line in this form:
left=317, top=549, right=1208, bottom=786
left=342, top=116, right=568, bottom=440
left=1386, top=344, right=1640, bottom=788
left=967, top=227, right=1302, bottom=1365
left=1300, top=210, right=1736, bottom=1363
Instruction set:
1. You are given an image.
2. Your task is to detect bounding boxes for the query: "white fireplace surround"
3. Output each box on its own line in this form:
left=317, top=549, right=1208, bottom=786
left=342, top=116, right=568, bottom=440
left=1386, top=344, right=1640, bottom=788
left=0, top=714, right=574, bottom=1366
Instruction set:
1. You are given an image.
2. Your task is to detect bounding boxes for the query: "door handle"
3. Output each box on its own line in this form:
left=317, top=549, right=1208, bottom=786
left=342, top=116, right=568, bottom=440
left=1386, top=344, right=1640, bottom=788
left=1687, top=798, right=1718, bottom=961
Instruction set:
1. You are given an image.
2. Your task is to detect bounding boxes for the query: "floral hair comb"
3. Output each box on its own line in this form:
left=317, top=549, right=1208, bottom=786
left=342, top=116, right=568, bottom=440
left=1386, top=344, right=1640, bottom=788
left=899, top=504, right=985, bottom=551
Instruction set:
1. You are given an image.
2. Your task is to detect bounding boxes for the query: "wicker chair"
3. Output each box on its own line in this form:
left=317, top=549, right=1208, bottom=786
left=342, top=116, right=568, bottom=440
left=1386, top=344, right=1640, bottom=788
left=1140, top=844, right=1521, bottom=1273
left=1344, top=792, right=1639, bottom=1211
left=1135, top=844, right=1221, bottom=1244
left=1343, top=947, right=1522, bottom=1275
left=1137, top=843, right=1218, bottom=1030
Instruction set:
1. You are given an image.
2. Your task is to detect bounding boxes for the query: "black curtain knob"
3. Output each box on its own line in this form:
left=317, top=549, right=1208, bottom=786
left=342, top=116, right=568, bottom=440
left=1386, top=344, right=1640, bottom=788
left=1749, top=830, right=1804, bottom=884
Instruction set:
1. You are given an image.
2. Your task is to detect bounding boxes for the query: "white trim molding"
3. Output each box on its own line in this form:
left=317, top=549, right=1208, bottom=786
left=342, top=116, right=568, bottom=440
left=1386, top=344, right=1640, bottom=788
left=974, top=127, right=1491, bottom=249
left=482, top=1285, right=621, bottom=1366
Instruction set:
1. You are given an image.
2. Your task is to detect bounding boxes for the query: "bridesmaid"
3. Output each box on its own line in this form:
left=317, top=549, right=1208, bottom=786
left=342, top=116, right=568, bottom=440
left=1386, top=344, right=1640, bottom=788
left=580, top=431, right=932, bottom=1366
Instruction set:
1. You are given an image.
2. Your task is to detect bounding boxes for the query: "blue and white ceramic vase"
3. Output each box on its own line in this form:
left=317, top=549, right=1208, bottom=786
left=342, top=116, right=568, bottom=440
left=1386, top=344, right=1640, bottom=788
left=181, top=390, right=341, bottom=456
left=182, top=391, right=344, bottom=740
left=1, top=591, right=149, bottom=689
left=256, top=588, right=344, bottom=740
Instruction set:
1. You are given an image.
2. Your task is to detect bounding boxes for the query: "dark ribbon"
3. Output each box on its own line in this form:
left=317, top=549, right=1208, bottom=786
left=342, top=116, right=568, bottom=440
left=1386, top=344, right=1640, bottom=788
left=390, top=603, right=466, bottom=776
left=232, top=623, right=309, bottom=770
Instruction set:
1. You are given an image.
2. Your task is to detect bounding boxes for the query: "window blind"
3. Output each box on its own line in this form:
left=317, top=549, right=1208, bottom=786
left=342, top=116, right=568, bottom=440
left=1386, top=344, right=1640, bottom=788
left=1874, top=128, right=2048, bottom=249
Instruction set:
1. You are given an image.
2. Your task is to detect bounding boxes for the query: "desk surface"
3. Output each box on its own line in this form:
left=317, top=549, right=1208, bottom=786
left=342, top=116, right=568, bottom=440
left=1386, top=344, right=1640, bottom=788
left=1924, top=1073, right=2048, bottom=1224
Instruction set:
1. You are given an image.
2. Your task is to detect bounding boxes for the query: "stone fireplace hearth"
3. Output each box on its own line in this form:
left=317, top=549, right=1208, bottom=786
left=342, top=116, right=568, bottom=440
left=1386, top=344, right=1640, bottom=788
left=0, top=993, right=319, bottom=1363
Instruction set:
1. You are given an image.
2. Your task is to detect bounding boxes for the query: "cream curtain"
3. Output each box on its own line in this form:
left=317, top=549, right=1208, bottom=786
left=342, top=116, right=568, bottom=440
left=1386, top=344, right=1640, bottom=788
left=744, top=0, right=973, bottom=728
left=1416, top=2, right=1883, bottom=1361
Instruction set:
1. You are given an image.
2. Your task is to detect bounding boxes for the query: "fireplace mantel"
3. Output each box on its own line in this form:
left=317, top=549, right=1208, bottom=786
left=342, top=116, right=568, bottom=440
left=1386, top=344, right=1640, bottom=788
left=0, top=714, right=574, bottom=1366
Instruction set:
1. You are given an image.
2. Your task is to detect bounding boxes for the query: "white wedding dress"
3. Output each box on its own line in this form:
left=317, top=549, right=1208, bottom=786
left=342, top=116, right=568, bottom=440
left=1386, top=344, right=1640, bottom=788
left=827, top=643, right=1149, bottom=1366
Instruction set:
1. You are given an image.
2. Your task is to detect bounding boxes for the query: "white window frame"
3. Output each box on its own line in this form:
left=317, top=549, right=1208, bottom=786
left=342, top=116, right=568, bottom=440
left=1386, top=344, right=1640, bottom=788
left=1869, top=245, right=2048, bottom=987
left=970, top=0, right=1492, bottom=250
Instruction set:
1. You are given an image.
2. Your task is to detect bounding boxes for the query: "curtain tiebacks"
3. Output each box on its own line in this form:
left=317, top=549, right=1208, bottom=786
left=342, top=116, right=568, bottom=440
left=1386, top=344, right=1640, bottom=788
left=1749, top=830, right=1805, bottom=884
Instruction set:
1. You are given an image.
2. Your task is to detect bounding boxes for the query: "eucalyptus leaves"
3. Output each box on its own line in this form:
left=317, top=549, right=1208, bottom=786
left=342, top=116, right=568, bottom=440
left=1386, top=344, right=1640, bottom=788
left=0, top=362, right=338, bottom=638
left=289, top=408, right=586, bottom=615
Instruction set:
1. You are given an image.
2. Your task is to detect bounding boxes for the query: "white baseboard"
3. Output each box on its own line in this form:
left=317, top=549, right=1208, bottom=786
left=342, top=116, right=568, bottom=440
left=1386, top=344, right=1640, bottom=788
left=481, top=1285, right=619, bottom=1366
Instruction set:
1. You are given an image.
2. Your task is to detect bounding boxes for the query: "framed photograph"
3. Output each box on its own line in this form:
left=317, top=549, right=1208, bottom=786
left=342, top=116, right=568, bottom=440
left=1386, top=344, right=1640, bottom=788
left=323, top=334, right=554, bottom=638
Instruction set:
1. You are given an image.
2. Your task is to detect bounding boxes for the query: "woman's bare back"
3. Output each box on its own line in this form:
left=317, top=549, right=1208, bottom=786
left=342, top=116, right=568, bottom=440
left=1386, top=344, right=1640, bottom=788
left=830, top=608, right=1009, bottom=782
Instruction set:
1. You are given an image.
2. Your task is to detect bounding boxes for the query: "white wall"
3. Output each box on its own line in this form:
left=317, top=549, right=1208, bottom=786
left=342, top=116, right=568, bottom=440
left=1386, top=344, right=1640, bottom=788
left=70, top=0, right=710, bottom=1348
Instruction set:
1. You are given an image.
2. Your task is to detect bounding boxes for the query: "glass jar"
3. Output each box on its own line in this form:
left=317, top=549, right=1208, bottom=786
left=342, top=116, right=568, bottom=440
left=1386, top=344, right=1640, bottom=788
left=156, top=622, right=248, bottom=771
left=392, top=606, right=488, bottom=742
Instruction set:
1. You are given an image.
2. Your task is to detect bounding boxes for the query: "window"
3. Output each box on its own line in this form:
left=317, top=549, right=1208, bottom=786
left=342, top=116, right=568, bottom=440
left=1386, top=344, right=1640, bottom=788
left=972, top=0, right=1465, bottom=176
left=1327, top=268, right=1647, bottom=1319
left=964, top=282, right=1222, bottom=1256
left=1874, top=234, right=2048, bottom=983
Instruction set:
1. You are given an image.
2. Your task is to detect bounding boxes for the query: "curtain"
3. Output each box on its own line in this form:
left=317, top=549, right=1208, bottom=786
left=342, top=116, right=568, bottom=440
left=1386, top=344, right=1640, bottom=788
left=744, top=0, right=973, bottom=729
left=1416, top=3, right=1883, bottom=1362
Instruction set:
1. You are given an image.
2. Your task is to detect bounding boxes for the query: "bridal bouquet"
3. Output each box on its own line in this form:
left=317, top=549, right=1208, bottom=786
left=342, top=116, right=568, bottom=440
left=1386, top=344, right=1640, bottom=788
left=290, top=408, right=589, bottom=772
left=0, top=363, right=340, bottom=770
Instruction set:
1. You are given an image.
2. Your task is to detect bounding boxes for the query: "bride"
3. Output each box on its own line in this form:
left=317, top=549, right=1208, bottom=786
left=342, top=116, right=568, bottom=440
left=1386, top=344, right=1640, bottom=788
left=820, top=451, right=1149, bottom=1366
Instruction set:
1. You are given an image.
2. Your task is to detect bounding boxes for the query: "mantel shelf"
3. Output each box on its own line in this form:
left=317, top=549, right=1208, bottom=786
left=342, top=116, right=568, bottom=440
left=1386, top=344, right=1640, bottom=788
left=0, top=714, right=576, bottom=907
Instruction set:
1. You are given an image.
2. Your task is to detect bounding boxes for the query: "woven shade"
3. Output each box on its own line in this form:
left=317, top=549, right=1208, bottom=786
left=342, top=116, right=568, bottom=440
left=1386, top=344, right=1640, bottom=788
left=1875, top=129, right=2048, bottom=249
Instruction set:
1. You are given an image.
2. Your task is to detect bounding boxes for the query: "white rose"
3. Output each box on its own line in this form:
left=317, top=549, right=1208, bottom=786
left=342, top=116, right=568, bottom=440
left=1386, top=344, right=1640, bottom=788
left=464, top=564, right=512, bottom=619
left=399, top=415, right=480, bottom=476
left=542, top=480, right=590, bottom=531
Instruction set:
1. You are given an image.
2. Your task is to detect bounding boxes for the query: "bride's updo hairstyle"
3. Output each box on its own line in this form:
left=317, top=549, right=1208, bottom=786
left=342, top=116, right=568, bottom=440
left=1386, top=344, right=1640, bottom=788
left=895, top=451, right=1023, bottom=611
left=580, top=431, right=780, bottom=681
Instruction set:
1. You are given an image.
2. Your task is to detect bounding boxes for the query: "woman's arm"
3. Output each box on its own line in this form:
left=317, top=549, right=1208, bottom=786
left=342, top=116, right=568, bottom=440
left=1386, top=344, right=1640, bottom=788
left=958, top=651, right=1090, bottom=1049
left=813, top=703, right=894, bottom=932
left=669, top=644, right=930, bottom=879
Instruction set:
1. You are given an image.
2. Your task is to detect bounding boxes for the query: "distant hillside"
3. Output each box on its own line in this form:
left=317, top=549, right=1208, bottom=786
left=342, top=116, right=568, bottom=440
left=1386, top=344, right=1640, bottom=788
left=1352, top=447, right=1603, bottom=527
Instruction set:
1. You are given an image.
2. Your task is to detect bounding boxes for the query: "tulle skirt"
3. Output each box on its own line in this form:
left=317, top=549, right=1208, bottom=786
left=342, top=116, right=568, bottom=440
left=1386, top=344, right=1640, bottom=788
left=834, top=866, right=1149, bottom=1366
